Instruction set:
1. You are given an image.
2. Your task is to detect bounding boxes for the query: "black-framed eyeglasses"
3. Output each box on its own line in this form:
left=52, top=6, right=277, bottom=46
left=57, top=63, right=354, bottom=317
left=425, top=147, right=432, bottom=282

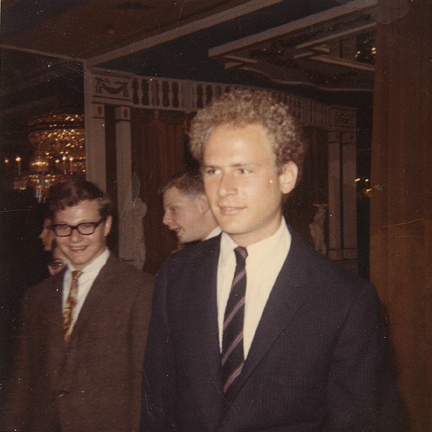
left=50, top=219, right=106, bottom=237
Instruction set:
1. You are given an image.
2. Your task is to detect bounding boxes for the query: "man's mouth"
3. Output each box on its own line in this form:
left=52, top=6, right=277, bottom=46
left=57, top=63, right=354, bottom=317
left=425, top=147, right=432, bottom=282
left=219, top=206, right=244, bottom=216
left=69, top=246, right=87, bottom=253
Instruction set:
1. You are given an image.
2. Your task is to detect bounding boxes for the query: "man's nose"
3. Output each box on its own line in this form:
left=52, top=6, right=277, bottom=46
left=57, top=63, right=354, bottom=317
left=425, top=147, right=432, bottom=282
left=162, top=212, right=171, bottom=226
left=69, top=227, right=83, bottom=241
left=217, top=172, right=236, bottom=197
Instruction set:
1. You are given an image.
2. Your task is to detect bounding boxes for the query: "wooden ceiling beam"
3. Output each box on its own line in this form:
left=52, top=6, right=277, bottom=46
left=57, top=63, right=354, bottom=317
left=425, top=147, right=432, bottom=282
left=86, top=0, right=285, bottom=67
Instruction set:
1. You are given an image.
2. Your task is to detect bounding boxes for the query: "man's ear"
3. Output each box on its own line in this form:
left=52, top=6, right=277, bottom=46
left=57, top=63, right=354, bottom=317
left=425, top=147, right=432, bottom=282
left=196, top=194, right=210, bottom=213
left=103, top=215, right=113, bottom=237
left=279, top=161, right=298, bottom=195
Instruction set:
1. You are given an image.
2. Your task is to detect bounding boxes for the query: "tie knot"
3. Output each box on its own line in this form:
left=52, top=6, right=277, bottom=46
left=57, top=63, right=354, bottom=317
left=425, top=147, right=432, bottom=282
left=234, top=246, right=248, bottom=264
left=71, top=270, right=82, bottom=280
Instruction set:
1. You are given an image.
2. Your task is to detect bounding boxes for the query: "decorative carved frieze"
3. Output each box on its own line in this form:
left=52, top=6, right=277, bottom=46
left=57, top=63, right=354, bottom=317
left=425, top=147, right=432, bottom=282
left=90, top=68, right=355, bottom=132
left=330, top=107, right=356, bottom=131
left=95, top=76, right=129, bottom=99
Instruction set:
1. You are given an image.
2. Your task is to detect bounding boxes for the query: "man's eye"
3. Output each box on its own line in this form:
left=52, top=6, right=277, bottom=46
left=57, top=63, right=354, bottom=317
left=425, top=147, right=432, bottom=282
left=238, top=168, right=251, bottom=174
left=204, top=168, right=217, bottom=175
left=80, top=223, right=93, bottom=230
left=57, top=225, right=69, bottom=231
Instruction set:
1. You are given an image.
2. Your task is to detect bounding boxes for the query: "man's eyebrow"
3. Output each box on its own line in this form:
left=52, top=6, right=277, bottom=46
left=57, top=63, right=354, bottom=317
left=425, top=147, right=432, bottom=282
left=232, top=162, right=257, bottom=167
left=203, top=164, right=218, bottom=169
left=227, top=162, right=260, bottom=170
left=204, top=162, right=258, bottom=168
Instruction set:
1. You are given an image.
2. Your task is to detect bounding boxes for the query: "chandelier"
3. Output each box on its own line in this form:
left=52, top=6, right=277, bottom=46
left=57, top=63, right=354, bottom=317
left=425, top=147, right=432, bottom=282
left=14, top=113, right=86, bottom=202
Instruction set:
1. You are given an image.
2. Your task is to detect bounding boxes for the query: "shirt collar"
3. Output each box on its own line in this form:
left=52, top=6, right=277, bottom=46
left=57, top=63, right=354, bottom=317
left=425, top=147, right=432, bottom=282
left=205, top=226, right=222, bottom=240
left=220, top=219, right=290, bottom=264
left=67, top=247, right=110, bottom=276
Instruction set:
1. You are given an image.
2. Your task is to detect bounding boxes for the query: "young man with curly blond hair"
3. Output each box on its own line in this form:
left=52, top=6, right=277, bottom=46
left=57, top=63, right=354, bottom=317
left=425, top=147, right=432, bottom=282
left=141, top=89, right=400, bottom=432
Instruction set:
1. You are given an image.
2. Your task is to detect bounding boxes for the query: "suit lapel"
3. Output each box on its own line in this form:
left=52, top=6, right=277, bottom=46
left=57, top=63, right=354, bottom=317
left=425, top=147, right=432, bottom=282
left=43, top=270, right=69, bottom=386
left=67, top=253, right=116, bottom=343
left=193, top=239, right=224, bottom=389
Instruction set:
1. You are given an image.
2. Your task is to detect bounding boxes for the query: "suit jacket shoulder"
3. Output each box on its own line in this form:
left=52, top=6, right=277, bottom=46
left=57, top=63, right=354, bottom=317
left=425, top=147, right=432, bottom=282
left=158, top=235, right=220, bottom=280
left=97, top=252, right=155, bottom=289
left=14, top=252, right=155, bottom=332
left=286, top=226, right=375, bottom=294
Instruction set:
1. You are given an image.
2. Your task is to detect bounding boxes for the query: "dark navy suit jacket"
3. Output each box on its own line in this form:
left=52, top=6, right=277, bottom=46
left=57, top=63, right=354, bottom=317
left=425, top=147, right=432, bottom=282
left=141, top=226, right=400, bottom=432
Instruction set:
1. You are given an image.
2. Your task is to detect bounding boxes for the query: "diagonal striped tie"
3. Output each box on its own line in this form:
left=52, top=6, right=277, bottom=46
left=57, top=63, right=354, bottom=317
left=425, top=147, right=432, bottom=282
left=221, top=246, right=248, bottom=401
left=63, top=270, right=82, bottom=343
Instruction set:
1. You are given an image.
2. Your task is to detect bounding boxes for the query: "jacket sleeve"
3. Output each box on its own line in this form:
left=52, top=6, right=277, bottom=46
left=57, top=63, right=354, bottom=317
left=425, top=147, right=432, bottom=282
left=322, top=284, right=401, bottom=432
left=128, top=272, right=155, bottom=432
left=140, top=263, right=177, bottom=432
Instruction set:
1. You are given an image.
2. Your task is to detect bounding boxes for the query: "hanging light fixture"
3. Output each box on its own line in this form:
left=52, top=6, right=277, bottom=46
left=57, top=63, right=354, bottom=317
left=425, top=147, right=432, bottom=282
left=13, top=113, right=86, bottom=202
left=28, top=113, right=85, bottom=174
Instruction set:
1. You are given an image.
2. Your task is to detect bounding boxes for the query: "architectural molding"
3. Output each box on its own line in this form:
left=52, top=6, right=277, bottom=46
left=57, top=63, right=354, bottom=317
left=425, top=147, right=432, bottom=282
left=85, top=67, right=357, bottom=268
left=89, top=68, right=338, bottom=129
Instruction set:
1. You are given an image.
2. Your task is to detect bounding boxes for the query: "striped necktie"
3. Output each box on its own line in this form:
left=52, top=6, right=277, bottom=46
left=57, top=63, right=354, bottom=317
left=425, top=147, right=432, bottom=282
left=221, top=246, right=248, bottom=401
left=63, top=270, right=82, bottom=343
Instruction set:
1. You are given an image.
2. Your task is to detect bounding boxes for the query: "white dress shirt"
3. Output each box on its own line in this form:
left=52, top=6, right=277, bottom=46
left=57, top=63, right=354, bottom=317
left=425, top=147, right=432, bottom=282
left=205, top=225, right=222, bottom=240
left=217, top=220, right=291, bottom=357
left=62, top=248, right=110, bottom=323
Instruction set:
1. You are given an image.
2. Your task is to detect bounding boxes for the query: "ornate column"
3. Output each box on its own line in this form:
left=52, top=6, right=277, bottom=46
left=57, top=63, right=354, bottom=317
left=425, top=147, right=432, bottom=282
left=115, top=106, right=134, bottom=263
left=84, top=64, right=107, bottom=191
left=341, top=130, right=357, bottom=261
left=327, top=106, right=357, bottom=271
left=327, top=130, right=342, bottom=260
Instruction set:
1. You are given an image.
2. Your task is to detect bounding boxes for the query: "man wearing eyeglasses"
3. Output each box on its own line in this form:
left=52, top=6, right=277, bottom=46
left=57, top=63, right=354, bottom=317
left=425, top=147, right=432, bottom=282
left=2, top=179, right=154, bottom=432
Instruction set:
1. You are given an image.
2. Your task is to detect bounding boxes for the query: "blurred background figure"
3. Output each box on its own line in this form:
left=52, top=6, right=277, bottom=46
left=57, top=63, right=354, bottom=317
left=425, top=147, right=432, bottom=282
left=131, top=197, right=148, bottom=270
left=162, top=170, right=221, bottom=245
left=309, top=203, right=328, bottom=255
left=47, top=239, right=67, bottom=275
left=39, top=218, right=68, bottom=275
left=39, top=217, right=55, bottom=251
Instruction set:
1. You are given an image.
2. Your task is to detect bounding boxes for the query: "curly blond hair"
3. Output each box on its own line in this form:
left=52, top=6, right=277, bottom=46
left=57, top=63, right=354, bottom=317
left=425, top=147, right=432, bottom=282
left=189, top=89, right=308, bottom=179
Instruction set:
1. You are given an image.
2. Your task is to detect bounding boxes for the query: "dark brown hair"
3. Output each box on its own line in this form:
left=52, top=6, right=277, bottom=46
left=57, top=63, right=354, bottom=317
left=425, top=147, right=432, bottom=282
left=48, top=179, right=113, bottom=219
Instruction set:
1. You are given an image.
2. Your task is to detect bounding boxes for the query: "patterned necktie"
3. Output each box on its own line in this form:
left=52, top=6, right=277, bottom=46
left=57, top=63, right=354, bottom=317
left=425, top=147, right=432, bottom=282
left=63, top=270, right=82, bottom=343
left=221, top=246, right=248, bottom=400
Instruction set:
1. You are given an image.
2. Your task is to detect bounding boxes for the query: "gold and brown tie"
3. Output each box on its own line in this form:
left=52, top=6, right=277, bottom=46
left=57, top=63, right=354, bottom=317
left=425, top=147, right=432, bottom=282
left=221, top=246, right=248, bottom=401
left=63, top=270, right=82, bottom=343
